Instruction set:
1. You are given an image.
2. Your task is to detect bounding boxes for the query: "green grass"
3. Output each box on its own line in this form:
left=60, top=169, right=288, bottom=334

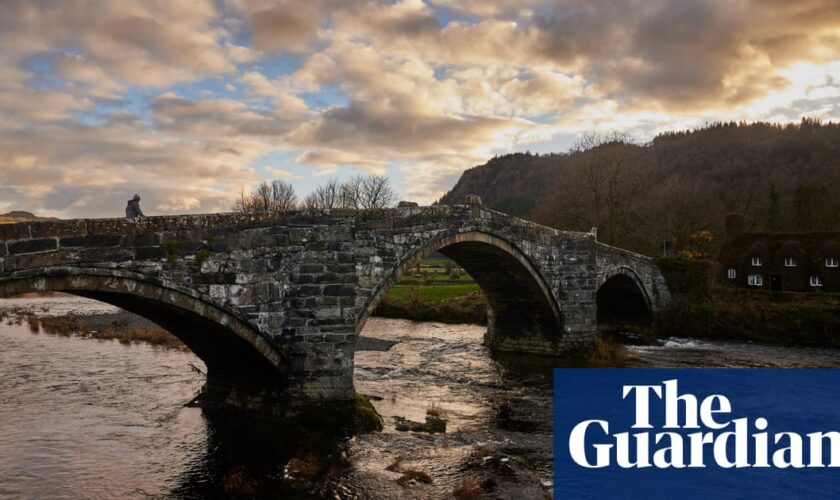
left=396, top=274, right=471, bottom=284
left=418, top=258, right=450, bottom=268
left=386, top=284, right=480, bottom=302
left=398, top=258, right=475, bottom=284
left=374, top=258, right=485, bottom=323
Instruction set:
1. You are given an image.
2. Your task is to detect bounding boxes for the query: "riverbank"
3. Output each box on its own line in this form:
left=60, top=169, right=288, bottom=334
left=0, top=298, right=183, bottom=349
left=653, top=285, right=840, bottom=347
left=651, top=257, right=840, bottom=347
left=373, top=288, right=487, bottom=324
left=374, top=257, right=840, bottom=349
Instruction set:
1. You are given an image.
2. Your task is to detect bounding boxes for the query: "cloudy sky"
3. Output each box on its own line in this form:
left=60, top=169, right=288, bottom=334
left=1, top=0, right=839, bottom=218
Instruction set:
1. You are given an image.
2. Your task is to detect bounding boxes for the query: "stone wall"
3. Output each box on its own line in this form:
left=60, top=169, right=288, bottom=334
left=0, top=206, right=669, bottom=403
left=595, top=242, right=671, bottom=311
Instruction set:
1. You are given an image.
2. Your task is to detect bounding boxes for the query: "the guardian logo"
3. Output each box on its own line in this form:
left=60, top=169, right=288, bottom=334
left=568, top=379, right=840, bottom=469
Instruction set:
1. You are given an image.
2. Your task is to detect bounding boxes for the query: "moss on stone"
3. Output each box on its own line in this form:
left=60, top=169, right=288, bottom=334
left=350, top=392, right=384, bottom=433
left=393, top=408, right=448, bottom=433
left=296, top=392, right=383, bottom=435
left=162, top=240, right=186, bottom=253
left=554, top=337, right=635, bottom=367
left=195, top=249, right=212, bottom=265
left=163, top=240, right=187, bottom=262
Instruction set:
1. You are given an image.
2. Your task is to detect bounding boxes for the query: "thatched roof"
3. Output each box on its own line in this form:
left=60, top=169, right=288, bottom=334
left=743, top=241, right=772, bottom=263
left=774, top=240, right=808, bottom=262
left=718, top=231, right=840, bottom=264
left=817, top=240, right=840, bottom=259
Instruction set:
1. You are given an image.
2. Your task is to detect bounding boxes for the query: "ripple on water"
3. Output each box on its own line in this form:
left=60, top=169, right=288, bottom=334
left=5, top=296, right=840, bottom=498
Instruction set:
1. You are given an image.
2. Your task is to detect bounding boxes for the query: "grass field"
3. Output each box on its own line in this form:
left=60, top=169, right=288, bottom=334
left=385, top=283, right=481, bottom=302
left=374, top=258, right=486, bottom=323
left=395, top=257, right=474, bottom=285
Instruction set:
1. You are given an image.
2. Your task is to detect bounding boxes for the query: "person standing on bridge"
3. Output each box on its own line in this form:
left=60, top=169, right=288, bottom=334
left=125, top=194, right=145, bottom=219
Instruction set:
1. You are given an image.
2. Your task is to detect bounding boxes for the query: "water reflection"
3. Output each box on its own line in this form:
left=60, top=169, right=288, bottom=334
left=169, top=411, right=349, bottom=499
left=4, top=296, right=840, bottom=498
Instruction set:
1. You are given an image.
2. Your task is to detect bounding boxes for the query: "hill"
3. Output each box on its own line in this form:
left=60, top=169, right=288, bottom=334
left=438, top=119, right=840, bottom=256
left=0, top=211, right=58, bottom=224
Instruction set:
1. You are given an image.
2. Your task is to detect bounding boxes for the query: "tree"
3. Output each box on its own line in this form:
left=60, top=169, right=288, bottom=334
left=765, top=182, right=780, bottom=230
left=551, top=133, right=649, bottom=246
left=302, top=192, right=319, bottom=210
left=270, top=180, right=298, bottom=212
left=233, top=179, right=297, bottom=213
left=310, top=179, right=342, bottom=210
left=358, top=174, right=397, bottom=209
left=438, top=120, right=840, bottom=255
left=304, top=174, right=396, bottom=211
left=339, top=176, right=362, bottom=209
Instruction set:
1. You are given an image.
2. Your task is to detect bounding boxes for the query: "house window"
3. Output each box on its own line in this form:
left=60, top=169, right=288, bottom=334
left=727, top=268, right=736, bottom=279
left=826, top=257, right=839, bottom=268
left=811, top=275, right=823, bottom=287
left=748, top=274, right=763, bottom=286
left=751, top=257, right=762, bottom=266
left=784, top=257, right=796, bottom=267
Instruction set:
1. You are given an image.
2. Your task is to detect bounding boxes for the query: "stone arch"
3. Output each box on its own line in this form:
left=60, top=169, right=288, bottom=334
left=596, top=267, right=653, bottom=324
left=0, top=269, right=284, bottom=381
left=359, top=231, right=564, bottom=350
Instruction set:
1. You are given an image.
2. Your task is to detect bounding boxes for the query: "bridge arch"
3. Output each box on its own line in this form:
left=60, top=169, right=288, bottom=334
left=596, top=266, right=653, bottom=324
left=0, top=269, right=284, bottom=381
left=359, top=231, right=564, bottom=349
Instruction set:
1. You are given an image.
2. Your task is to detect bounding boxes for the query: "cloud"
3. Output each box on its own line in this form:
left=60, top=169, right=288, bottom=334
left=429, top=0, right=542, bottom=17
left=283, top=39, right=551, bottom=165
left=1, top=0, right=234, bottom=89
left=225, top=0, right=333, bottom=52
left=239, top=71, right=310, bottom=114
left=336, top=1, right=840, bottom=112
left=158, top=196, right=202, bottom=211
left=292, top=100, right=531, bottom=158
left=2, top=0, right=840, bottom=215
left=265, top=166, right=302, bottom=179
left=530, top=0, right=840, bottom=111
left=295, top=149, right=388, bottom=174
left=0, top=88, right=93, bottom=121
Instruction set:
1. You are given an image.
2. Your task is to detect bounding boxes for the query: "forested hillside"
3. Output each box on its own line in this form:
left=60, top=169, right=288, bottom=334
left=438, top=120, right=840, bottom=256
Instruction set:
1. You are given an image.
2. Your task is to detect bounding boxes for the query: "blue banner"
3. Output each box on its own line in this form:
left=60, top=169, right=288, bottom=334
left=555, top=369, right=840, bottom=499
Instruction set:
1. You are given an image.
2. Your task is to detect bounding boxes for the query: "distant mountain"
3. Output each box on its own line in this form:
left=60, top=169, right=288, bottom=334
left=438, top=120, right=840, bottom=256
left=0, top=211, right=58, bottom=224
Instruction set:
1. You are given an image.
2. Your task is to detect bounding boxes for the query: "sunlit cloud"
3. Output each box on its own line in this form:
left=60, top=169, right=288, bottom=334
left=1, top=0, right=839, bottom=216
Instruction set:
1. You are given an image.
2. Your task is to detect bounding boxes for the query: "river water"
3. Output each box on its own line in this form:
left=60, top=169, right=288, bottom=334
left=2, top=295, right=840, bottom=499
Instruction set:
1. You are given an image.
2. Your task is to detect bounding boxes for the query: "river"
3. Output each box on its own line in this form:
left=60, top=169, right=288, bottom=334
left=2, top=295, right=840, bottom=498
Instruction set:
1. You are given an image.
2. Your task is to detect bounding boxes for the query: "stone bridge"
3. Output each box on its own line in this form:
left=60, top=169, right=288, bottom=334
left=0, top=204, right=669, bottom=412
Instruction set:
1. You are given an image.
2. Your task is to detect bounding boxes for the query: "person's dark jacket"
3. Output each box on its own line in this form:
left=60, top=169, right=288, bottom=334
left=125, top=197, right=145, bottom=218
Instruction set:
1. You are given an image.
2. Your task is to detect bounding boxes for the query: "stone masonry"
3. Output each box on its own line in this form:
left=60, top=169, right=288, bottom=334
left=0, top=205, right=669, bottom=407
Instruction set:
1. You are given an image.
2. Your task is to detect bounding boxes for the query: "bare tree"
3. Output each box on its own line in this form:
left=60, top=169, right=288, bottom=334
left=304, top=174, right=396, bottom=211
left=253, top=182, right=273, bottom=212
left=232, top=179, right=298, bottom=213
left=339, top=175, right=362, bottom=209
left=270, top=180, right=298, bottom=212
left=233, top=188, right=251, bottom=213
left=302, top=192, right=320, bottom=211
left=552, top=133, right=650, bottom=246
left=314, top=179, right=342, bottom=209
left=358, top=174, right=397, bottom=209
